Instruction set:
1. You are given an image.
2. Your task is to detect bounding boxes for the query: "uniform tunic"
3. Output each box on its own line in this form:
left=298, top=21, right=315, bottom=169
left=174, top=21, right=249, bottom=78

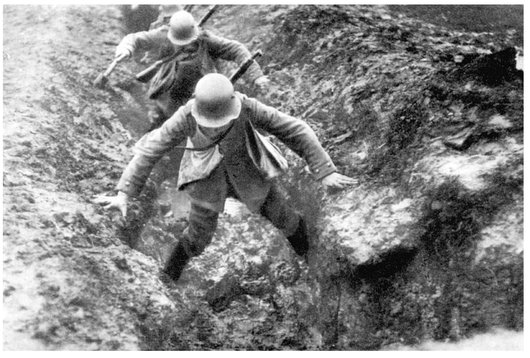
left=116, top=28, right=264, bottom=119
left=117, top=93, right=337, bottom=256
left=117, top=93, right=337, bottom=212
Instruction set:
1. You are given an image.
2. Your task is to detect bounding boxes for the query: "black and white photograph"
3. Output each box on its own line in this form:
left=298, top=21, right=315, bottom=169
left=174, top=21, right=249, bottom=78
left=2, top=1, right=525, bottom=351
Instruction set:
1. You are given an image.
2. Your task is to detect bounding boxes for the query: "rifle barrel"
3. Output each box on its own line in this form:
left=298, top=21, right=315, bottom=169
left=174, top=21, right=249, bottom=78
left=198, top=5, right=218, bottom=26
left=230, top=50, right=263, bottom=83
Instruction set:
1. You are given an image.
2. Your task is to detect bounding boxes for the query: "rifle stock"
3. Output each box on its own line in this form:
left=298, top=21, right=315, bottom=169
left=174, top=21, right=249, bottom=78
left=135, top=60, right=164, bottom=83
left=135, top=5, right=219, bottom=83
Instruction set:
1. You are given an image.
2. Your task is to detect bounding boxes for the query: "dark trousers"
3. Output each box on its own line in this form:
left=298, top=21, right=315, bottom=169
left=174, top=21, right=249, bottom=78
left=148, top=93, right=186, bottom=131
left=180, top=184, right=301, bottom=258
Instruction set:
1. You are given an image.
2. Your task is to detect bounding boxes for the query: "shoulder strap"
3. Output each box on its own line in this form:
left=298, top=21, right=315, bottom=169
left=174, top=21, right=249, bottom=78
left=173, top=120, right=235, bottom=151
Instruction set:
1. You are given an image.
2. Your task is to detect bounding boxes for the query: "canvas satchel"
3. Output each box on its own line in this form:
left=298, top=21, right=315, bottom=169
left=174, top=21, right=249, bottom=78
left=244, top=119, right=288, bottom=180
left=147, top=60, right=177, bottom=100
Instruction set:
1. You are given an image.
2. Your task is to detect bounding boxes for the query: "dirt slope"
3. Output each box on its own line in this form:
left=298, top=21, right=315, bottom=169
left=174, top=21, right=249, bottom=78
left=3, top=4, right=523, bottom=350
left=3, top=5, right=175, bottom=350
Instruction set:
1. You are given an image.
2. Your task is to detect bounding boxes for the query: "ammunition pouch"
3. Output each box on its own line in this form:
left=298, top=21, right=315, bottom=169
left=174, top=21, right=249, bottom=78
left=245, top=119, right=288, bottom=180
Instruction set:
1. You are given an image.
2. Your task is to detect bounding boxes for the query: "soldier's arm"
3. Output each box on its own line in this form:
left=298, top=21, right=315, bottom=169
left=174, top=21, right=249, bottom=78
left=246, top=96, right=337, bottom=180
left=115, top=26, right=168, bottom=58
left=116, top=106, right=194, bottom=196
left=203, top=30, right=264, bottom=83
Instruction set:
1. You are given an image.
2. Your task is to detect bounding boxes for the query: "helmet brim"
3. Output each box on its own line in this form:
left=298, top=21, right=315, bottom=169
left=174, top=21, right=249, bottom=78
left=191, top=95, right=242, bottom=128
left=167, top=24, right=200, bottom=46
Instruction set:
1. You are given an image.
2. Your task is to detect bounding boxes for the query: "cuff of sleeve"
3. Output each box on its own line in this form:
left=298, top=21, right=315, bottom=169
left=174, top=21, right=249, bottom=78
left=311, top=162, right=337, bottom=181
left=249, top=62, right=265, bottom=82
left=116, top=178, right=143, bottom=197
left=115, top=44, right=134, bottom=57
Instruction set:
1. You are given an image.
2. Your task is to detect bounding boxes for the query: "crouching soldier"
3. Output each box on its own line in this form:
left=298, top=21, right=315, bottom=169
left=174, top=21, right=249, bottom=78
left=113, top=9, right=269, bottom=130
left=95, top=73, right=356, bottom=282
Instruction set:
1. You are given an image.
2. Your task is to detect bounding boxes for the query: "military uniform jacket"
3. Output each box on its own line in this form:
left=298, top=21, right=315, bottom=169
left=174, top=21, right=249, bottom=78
left=116, top=28, right=264, bottom=99
left=116, top=93, right=337, bottom=212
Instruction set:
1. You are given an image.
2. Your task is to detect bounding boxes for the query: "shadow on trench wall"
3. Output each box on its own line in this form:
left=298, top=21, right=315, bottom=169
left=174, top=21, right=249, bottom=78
left=313, top=178, right=522, bottom=349
left=120, top=5, right=159, bottom=34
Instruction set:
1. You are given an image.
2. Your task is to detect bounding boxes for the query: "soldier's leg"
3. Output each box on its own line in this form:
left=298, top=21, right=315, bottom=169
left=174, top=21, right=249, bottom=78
left=148, top=93, right=184, bottom=132
left=259, top=185, right=309, bottom=257
left=146, top=96, right=170, bottom=132
left=163, top=203, right=219, bottom=281
left=147, top=104, right=167, bottom=132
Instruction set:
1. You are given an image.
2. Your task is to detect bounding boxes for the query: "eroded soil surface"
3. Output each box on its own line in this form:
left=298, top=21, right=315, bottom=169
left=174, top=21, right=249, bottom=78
left=3, top=4, right=523, bottom=350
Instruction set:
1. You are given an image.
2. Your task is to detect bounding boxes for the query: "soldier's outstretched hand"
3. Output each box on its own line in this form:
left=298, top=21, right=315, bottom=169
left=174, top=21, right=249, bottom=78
left=93, top=191, right=129, bottom=218
left=321, top=172, right=358, bottom=190
left=254, top=75, right=271, bottom=94
left=114, top=49, right=131, bottom=63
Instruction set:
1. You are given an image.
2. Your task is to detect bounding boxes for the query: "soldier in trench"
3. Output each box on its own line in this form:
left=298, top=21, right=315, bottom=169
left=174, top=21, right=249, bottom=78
left=148, top=4, right=185, bottom=31
left=114, top=9, right=270, bottom=131
left=94, top=73, right=356, bottom=282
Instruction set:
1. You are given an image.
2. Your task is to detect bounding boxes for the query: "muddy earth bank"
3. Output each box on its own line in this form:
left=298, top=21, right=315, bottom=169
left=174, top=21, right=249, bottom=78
left=3, top=5, right=523, bottom=350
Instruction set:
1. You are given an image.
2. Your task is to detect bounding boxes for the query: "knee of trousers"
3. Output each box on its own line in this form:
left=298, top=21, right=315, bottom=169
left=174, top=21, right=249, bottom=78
left=182, top=205, right=219, bottom=257
left=259, top=187, right=301, bottom=237
left=148, top=106, right=167, bottom=124
left=156, top=96, right=183, bottom=118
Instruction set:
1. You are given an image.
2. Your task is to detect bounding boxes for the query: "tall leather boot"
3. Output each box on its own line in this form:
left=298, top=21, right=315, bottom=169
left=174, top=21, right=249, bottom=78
left=162, top=241, right=190, bottom=282
left=286, top=217, right=309, bottom=257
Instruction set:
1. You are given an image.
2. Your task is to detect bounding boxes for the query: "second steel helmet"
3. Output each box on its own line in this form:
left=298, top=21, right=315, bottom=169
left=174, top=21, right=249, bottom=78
left=167, top=11, right=199, bottom=46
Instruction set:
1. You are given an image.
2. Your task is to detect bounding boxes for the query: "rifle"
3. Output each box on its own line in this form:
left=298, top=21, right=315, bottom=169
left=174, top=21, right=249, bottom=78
left=135, top=5, right=218, bottom=83
left=163, top=50, right=264, bottom=145
left=229, top=50, right=262, bottom=83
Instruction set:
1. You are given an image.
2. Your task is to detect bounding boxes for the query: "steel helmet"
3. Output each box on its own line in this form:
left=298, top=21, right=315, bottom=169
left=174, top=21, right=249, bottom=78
left=191, top=74, right=242, bottom=128
left=167, top=11, right=199, bottom=46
